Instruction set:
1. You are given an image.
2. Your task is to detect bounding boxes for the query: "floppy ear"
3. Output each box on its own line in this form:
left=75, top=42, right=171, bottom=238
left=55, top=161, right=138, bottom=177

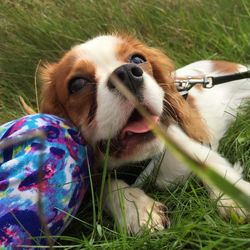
left=40, top=63, right=66, bottom=116
left=148, top=48, right=210, bottom=143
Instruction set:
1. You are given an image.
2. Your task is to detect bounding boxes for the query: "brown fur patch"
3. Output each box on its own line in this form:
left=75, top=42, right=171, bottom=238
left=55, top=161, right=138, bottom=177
left=66, top=60, right=96, bottom=83
left=212, top=60, right=240, bottom=74
left=40, top=52, right=75, bottom=117
left=40, top=52, right=97, bottom=141
left=116, top=34, right=154, bottom=75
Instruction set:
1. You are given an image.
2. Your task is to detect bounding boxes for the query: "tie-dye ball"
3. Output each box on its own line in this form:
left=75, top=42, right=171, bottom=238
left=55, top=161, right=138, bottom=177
left=0, top=114, right=93, bottom=247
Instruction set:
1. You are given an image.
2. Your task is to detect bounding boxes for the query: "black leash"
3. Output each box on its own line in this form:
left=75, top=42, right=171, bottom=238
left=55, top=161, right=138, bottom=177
left=176, top=70, right=250, bottom=99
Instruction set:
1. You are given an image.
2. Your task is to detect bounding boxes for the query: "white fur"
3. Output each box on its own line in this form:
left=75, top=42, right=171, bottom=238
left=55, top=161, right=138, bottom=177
left=73, top=35, right=122, bottom=75
left=143, top=73, right=165, bottom=116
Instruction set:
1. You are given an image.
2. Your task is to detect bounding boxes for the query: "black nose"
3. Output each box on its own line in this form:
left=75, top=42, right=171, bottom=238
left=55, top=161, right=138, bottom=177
left=107, top=64, right=144, bottom=101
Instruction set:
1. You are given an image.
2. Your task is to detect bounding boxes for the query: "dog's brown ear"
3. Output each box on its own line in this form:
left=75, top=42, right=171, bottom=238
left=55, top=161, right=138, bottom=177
left=148, top=48, right=210, bottom=143
left=164, top=90, right=210, bottom=144
left=40, top=63, right=65, bottom=116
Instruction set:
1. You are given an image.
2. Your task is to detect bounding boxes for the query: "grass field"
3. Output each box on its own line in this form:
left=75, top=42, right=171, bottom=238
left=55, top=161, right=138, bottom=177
left=1, top=0, right=250, bottom=249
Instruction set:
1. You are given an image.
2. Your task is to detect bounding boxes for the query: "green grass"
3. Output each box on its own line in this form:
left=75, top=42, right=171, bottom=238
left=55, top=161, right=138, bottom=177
left=1, top=0, right=250, bottom=249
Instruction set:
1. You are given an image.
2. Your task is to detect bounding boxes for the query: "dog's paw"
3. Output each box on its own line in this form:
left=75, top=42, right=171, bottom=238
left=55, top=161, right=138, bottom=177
left=217, top=195, right=250, bottom=222
left=213, top=180, right=250, bottom=222
left=122, top=188, right=170, bottom=234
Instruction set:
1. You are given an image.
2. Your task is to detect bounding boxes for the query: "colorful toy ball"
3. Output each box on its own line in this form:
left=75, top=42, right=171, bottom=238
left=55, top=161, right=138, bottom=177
left=0, top=114, right=93, bottom=247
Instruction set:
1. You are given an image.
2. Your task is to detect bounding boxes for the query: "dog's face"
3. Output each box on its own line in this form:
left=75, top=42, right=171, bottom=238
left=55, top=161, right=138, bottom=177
left=41, top=34, right=208, bottom=167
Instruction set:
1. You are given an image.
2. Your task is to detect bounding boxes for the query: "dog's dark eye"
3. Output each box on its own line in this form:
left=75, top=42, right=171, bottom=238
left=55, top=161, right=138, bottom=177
left=129, top=54, right=146, bottom=64
left=68, top=78, right=89, bottom=94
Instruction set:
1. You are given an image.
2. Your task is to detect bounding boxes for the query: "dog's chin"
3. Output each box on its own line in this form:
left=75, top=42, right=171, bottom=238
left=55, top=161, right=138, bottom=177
left=97, top=108, right=162, bottom=162
left=99, top=136, right=164, bottom=168
left=98, top=130, right=155, bottom=155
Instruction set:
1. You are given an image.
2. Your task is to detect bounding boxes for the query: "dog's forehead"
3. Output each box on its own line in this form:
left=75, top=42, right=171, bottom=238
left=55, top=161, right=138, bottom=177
left=72, top=35, right=122, bottom=71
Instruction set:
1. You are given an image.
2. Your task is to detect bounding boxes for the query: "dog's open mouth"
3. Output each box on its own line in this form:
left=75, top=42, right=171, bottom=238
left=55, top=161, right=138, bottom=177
left=98, top=109, right=160, bottom=154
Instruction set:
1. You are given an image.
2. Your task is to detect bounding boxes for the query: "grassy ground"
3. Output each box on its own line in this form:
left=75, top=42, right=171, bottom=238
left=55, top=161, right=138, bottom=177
left=1, top=0, right=250, bottom=249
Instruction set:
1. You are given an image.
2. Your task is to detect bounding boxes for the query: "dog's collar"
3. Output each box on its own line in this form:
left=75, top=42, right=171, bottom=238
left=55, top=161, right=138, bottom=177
left=110, top=153, right=164, bottom=185
left=176, top=70, right=250, bottom=99
left=133, top=152, right=164, bottom=187
left=110, top=159, right=151, bottom=185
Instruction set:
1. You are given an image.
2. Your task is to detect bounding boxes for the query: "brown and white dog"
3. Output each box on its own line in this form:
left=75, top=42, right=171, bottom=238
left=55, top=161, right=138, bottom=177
left=40, top=34, right=250, bottom=234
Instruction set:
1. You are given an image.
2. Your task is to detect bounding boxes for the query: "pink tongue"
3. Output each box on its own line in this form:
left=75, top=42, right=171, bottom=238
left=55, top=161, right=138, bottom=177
left=121, top=115, right=159, bottom=136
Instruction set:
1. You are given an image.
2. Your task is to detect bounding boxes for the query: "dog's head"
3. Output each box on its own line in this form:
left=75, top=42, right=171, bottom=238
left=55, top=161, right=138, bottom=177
left=41, top=34, right=208, bottom=167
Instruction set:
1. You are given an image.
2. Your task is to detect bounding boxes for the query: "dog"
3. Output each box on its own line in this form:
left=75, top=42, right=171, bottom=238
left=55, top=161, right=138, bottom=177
left=40, top=34, right=250, bottom=234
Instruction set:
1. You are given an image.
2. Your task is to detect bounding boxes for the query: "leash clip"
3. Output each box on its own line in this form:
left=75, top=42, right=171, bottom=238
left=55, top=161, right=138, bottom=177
left=203, top=76, right=213, bottom=88
left=175, top=76, right=214, bottom=91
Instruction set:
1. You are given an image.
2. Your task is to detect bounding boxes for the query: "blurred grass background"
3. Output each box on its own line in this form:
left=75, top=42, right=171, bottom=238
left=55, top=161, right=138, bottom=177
left=0, top=0, right=250, bottom=249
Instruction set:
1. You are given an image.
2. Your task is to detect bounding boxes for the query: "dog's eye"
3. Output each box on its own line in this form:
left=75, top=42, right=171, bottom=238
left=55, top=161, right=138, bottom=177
left=129, top=54, right=146, bottom=64
left=68, top=78, right=89, bottom=94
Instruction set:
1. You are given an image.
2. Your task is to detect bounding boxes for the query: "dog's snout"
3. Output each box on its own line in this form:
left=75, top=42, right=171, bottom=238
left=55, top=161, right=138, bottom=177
left=107, top=64, right=144, bottom=101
